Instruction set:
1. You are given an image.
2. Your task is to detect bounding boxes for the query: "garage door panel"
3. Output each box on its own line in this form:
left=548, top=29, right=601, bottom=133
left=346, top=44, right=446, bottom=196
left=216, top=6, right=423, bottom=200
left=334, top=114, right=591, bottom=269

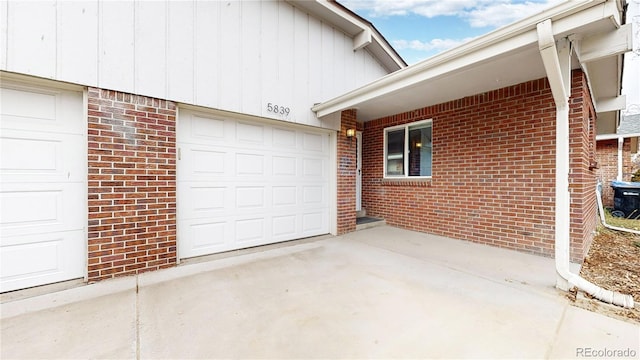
left=191, top=186, right=226, bottom=211
left=1, top=83, right=85, bottom=292
left=1, top=87, right=57, bottom=121
left=190, top=114, right=226, bottom=141
left=0, top=230, right=84, bottom=292
left=1, top=137, right=59, bottom=172
left=302, top=185, right=326, bottom=205
left=236, top=122, right=265, bottom=144
left=1, top=129, right=86, bottom=183
left=272, top=156, right=297, bottom=176
left=191, top=221, right=226, bottom=249
left=272, top=215, right=297, bottom=238
left=1, top=189, right=62, bottom=230
left=273, top=186, right=297, bottom=206
left=236, top=153, right=264, bottom=175
left=272, top=128, right=297, bottom=148
left=302, top=211, right=327, bottom=234
left=235, top=218, right=265, bottom=242
left=178, top=109, right=330, bottom=259
left=0, top=86, right=84, bottom=134
left=302, top=132, right=326, bottom=152
left=236, top=186, right=265, bottom=209
left=191, top=148, right=226, bottom=174
left=302, top=158, right=325, bottom=178
left=0, top=183, right=85, bottom=237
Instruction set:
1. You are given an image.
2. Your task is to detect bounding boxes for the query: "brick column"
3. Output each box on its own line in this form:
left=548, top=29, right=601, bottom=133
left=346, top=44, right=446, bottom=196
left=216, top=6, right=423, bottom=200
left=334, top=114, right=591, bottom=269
left=568, top=70, right=598, bottom=262
left=87, top=88, right=177, bottom=281
left=337, top=109, right=357, bottom=234
left=596, top=139, right=619, bottom=207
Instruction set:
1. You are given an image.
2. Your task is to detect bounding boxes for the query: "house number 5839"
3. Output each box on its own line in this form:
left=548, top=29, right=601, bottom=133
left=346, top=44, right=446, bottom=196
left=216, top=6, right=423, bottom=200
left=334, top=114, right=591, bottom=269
left=267, top=103, right=290, bottom=115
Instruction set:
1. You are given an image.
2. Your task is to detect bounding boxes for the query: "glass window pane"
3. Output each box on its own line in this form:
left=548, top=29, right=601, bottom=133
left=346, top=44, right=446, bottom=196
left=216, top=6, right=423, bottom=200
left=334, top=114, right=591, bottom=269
left=408, top=125, right=431, bottom=176
left=386, top=129, right=404, bottom=176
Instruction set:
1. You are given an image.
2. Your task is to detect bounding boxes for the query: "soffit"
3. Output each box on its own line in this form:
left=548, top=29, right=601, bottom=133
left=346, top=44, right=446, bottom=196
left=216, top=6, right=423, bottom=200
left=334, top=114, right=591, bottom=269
left=312, top=0, right=625, bottom=122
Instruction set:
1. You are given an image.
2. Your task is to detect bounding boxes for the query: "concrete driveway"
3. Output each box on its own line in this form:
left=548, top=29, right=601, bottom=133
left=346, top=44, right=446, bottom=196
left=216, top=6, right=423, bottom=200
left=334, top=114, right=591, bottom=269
left=1, top=226, right=638, bottom=359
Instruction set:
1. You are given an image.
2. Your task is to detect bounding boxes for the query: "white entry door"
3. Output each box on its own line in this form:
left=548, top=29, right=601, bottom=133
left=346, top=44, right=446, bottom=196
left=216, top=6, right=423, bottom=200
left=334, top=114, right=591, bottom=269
left=177, top=110, right=330, bottom=258
left=0, top=82, right=86, bottom=292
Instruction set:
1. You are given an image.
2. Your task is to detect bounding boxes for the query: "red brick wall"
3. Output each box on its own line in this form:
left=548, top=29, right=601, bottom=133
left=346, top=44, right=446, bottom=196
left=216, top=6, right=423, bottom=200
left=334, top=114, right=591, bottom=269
left=596, top=138, right=635, bottom=207
left=569, top=71, right=597, bottom=261
left=360, top=71, right=596, bottom=262
left=596, top=139, right=619, bottom=207
left=87, top=88, right=177, bottom=281
left=337, top=109, right=357, bottom=234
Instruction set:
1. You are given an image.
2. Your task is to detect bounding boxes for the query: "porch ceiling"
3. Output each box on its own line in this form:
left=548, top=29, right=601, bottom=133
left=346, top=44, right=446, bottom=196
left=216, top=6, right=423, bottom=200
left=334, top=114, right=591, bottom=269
left=313, top=0, right=628, bottom=122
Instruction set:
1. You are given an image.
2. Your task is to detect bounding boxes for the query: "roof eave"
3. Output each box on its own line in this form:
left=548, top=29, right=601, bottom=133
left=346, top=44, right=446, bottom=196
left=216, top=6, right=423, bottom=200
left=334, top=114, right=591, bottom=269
left=285, top=0, right=406, bottom=72
left=312, top=0, right=624, bottom=120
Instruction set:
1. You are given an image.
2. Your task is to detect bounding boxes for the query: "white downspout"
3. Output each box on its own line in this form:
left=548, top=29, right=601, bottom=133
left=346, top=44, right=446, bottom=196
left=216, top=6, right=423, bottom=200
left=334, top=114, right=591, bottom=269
left=617, top=137, right=624, bottom=181
left=537, top=20, right=634, bottom=308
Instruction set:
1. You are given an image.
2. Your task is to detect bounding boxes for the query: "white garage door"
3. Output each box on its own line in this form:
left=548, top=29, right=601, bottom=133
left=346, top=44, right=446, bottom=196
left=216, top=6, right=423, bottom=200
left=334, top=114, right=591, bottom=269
left=178, top=110, right=331, bottom=258
left=0, top=82, right=86, bottom=292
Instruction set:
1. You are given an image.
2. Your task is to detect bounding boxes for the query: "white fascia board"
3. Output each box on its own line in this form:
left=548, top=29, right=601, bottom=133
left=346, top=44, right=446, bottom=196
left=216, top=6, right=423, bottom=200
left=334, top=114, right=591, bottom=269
left=579, top=23, right=632, bottom=63
left=353, top=29, right=372, bottom=51
left=596, top=95, right=627, bottom=112
left=369, top=31, right=405, bottom=70
left=313, top=30, right=539, bottom=117
left=596, top=132, right=640, bottom=140
left=312, top=0, right=611, bottom=117
left=311, top=0, right=369, bottom=49
left=287, top=0, right=404, bottom=70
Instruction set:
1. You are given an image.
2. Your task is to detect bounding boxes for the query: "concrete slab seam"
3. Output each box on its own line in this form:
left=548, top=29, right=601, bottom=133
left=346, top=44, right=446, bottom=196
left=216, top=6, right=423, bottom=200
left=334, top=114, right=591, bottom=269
left=545, top=302, right=570, bottom=359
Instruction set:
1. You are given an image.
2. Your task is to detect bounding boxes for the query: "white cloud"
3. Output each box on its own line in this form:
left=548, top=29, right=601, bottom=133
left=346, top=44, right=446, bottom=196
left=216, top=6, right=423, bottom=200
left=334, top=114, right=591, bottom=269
left=343, top=0, right=563, bottom=28
left=392, top=37, right=476, bottom=53
left=343, top=0, right=487, bottom=18
left=466, top=1, right=564, bottom=28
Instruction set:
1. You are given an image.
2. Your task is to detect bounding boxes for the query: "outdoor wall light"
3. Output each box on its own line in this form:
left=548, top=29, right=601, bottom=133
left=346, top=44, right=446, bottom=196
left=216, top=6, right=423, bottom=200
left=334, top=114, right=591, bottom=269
left=346, top=128, right=356, bottom=138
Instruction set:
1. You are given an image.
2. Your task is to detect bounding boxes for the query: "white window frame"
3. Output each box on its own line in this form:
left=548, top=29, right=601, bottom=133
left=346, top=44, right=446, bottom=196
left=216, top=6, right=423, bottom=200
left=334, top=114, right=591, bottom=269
left=383, top=119, right=432, bottom=179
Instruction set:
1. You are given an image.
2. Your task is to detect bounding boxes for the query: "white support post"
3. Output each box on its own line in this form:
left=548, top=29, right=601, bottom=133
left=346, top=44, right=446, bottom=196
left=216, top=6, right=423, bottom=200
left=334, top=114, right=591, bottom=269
left=618, top=137, right=624, bottom=181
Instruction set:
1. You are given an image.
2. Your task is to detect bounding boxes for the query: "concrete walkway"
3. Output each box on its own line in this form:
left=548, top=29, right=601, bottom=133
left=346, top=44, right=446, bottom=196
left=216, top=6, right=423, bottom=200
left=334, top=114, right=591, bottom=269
left=1, top=226, right=638, bottom=359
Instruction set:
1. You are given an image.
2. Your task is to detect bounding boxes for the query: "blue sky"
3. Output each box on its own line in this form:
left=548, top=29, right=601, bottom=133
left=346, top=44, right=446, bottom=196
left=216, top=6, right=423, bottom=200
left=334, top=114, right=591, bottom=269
left=343, top=0, right=640, bottom=113
left=342, top=0, right=564, bottom=64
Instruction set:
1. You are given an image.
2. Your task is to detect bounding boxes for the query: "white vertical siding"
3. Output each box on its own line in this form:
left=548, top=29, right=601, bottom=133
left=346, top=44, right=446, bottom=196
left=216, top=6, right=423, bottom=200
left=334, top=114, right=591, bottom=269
left=293, top=7, right=310, bottom=126
left=307, top=15, right=323, bottom=126
left=135, top=1, right=167, bottom=100
left=240, top=1, right=262, bottom=115
left=7, top=1, right=57, bottom=78
left=167, top=1, right=194, bottom=103
left=260, top=0, right=278, bottom=117
left=57, top=1, right=98, bottom=85
left=277, top=3, right=295, bottom=119
left=99, top=1, right=134, bottom=93
left=219, top=1, right=242, bottom=111
left=194, top=1, right=219, bottom=109
left=1, top=0, right=390, bottom=129
left=0, top=1, right=7, bottom=70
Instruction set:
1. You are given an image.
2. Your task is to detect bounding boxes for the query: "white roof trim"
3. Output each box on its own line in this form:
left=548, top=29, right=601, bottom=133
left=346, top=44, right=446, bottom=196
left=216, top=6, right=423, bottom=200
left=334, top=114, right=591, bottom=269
left=312, top=0, right=618, bottom=119
left=596, top=132, right=640, bottom=140
left=286, top=0, right=406, bottom=72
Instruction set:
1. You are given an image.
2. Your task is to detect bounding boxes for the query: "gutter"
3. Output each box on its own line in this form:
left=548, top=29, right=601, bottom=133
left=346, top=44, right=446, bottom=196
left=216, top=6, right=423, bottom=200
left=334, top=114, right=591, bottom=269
left=312, top=0, right=600, bottom=118
left=537, top=19, right=634, bottom=309
left=618, top=137, right=624, bottom=181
